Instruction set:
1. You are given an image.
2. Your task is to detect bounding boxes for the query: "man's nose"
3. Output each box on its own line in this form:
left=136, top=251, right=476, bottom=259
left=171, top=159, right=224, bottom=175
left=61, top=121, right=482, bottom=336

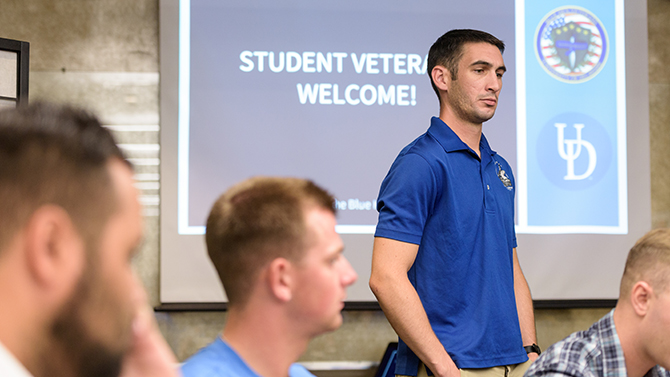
left=341, top=257, right=358, bottom=287
left=487, top=72, right=502, bottom=92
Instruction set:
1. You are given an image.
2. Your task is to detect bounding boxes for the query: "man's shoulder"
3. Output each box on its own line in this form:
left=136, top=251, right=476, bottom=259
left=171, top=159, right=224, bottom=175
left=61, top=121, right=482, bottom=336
left=649, top=365, right=670, bottom=377
left=524, top=329, right=603, bottom=377
left=396, top=130, right=443, bottom=160
left=380, top=131, right=445, bottom=189
left=180, top=339, right=317, bottom=377
left=289, top=363, right=317, bottom=377
left=181, top=338, right=255, bottom=377
left=491, top=152, right=513, bottom=170
left=387, top=129, right=462, bottom=181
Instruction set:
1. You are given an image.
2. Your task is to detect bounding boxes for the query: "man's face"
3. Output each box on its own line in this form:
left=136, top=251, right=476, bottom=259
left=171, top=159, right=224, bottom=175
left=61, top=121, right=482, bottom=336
left=446, top=42, right=506, bottom=125
left=642, top=284, right=670, bottom=369
left=289, top=207, right=358, bottom=337
left=51, top=159, right=145, bottom=377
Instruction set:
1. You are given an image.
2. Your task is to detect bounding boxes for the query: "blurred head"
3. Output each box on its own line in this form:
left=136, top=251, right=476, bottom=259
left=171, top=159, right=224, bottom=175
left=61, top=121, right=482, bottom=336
left=0, top=103, right=145, bottom=377
left=0, top=102, right=122, bottom=252
left=427, top=29, right=505, bottom=101
left=206, top=177, right=357, bottom=319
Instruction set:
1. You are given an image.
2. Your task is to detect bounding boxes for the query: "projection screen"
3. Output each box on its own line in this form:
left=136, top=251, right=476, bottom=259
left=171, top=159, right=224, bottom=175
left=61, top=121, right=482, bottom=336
left=159, top=0, right=651, bottom=305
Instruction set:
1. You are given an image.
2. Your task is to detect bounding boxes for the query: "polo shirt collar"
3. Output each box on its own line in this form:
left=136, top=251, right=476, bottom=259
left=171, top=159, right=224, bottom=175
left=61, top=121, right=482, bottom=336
left=427, top=116, right=497, bottom=160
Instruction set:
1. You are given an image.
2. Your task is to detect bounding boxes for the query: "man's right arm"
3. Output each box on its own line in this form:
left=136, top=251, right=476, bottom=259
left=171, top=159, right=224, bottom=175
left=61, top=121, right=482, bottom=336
left=369, top=237, right=459, bottom=377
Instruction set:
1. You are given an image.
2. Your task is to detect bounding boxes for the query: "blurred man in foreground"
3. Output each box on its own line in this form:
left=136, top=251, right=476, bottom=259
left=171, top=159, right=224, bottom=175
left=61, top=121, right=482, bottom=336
left=0, top=103, right=179, bottom=377
left=181, top=176, right=358, bottom=377
left=525, top=228, right=670, bottom=377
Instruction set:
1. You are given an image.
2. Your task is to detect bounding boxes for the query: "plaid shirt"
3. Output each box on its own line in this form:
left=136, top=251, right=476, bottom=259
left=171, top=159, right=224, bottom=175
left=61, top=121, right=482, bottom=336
left=524, top=310, right=670, bottom=377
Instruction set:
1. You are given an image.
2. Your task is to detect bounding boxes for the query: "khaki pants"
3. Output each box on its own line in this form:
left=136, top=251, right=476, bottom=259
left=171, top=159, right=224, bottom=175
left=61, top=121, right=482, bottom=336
left=400, top=359, right=532, bottom=377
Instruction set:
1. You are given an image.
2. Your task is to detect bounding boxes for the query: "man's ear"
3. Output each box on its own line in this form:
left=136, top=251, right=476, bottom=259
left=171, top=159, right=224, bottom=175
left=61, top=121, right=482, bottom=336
left=24, top=205, right=86, bottom=294
left=431, top=65, right=451, bottom=92
left=267, top=257, right=293, bottom=303
left=630, top=281, right=653, bottom=317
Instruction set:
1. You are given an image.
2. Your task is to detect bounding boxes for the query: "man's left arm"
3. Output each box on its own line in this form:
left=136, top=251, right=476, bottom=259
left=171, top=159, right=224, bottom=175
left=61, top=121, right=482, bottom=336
left=513, top=247, right=539, bottom=362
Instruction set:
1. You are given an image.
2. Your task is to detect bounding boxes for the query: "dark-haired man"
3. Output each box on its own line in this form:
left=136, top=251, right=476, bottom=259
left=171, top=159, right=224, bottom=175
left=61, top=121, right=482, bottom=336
left=0, top=103, right=179, bottom=377
left=181, top=177, right=358, bottom=377
left=525, top=229, right=670, bottom=377
left=370, top=29, right=537, bottom=377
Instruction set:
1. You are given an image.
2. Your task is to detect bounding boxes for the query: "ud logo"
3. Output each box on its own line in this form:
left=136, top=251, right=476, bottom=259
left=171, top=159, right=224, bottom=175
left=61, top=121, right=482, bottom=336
left=555, top=123, right=596, bottom=180
left=536, top=112, right=612, bottom=190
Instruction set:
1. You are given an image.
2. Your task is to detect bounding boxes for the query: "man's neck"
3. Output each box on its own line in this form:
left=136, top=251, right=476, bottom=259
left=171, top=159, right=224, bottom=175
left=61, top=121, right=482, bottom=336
left=0, top=264, right=46, bottom=377
left=612, top=307, right=656, bottom=377
left=223, top=307, right=309, bottom=377
left=439, top=111, right=483, bottom=157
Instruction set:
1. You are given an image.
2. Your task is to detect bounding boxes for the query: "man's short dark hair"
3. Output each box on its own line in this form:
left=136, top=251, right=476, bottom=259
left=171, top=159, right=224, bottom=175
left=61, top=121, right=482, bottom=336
left=0, top=102, right=126, bottom=252
left=427, top=29, right=505, bottom=100
left=205, top=177, right=335, bottom=306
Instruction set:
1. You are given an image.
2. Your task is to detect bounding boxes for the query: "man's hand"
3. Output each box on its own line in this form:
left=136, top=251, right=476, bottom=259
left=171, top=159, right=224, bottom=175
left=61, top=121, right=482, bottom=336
left=118, top=306, right=181, bottom=377
left=431, top=357, right=461, bottom=377
left=370, top=237, right=459, bottom=377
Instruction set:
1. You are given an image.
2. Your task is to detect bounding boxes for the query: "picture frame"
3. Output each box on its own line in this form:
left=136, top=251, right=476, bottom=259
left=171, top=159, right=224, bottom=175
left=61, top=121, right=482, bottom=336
left=0, top=37, right=30, bottom=108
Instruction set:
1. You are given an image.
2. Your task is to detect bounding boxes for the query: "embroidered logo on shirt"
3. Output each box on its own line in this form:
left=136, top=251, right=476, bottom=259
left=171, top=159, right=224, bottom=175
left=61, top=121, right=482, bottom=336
left=495, top=161, right=513, bottom=191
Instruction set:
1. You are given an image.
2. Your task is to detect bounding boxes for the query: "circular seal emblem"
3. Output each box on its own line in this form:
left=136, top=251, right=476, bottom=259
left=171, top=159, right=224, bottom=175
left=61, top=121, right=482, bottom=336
left=535, top=6, right=608, bottom=83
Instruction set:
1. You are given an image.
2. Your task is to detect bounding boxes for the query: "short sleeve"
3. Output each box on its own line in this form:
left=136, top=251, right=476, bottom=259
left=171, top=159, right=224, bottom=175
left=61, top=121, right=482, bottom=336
left=375, top=152, right=438, bottom=245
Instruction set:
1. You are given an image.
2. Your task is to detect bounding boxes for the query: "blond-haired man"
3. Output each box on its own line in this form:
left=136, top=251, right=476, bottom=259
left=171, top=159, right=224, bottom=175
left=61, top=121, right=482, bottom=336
left=181, top=177, right=358, bottom=377
left=525, top=228, right=670, bottom=377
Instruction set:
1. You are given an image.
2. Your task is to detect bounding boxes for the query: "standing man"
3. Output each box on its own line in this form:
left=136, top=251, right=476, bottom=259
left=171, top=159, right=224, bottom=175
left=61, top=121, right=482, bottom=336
left=0, top=103, right=179, bottom=377
left=369, top=29, right=538, bottom=377
left=525, top=229, right=670, bottom=377
left=181, top=177, right=358, bottom=377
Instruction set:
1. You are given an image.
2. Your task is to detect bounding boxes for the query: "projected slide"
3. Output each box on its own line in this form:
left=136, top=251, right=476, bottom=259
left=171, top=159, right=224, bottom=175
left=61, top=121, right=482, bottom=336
left=179, top=0, right=626, bottom=236
left=178, top=0, right=517, bottom=235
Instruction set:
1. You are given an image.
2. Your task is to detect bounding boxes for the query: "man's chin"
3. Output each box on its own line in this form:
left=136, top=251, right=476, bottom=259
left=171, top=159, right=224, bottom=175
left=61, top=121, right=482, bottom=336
left=74, top=344, right=125, bottom=377
left=47, top=329, right=125, bottom=377
left=477, top=112, right=496, bottom=124
left=51, top=304, right=129, bottom=377
left=329, top=313, right=344, bottom=332
left=312, top=314, right=344, bottom=338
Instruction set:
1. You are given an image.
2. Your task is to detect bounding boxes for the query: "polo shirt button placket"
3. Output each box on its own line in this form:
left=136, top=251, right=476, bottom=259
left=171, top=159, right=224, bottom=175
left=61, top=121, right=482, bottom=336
left=483, top=165, right=496, bottom=213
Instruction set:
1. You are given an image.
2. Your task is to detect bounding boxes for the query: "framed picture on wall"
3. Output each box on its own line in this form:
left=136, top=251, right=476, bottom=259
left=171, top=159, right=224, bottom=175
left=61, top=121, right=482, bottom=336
left=0, top=37, right=30, bottom=108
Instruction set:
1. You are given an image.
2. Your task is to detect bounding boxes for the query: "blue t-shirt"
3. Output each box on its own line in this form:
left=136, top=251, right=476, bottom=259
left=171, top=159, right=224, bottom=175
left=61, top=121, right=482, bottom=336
left=375, top=117, right=527, bottom=374
left=181, top=337, right=315, bottom=377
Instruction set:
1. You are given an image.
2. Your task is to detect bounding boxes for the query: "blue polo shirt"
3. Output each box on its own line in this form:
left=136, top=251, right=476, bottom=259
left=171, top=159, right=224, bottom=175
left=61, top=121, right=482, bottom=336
left=375, top=117, right=527, bottom=374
